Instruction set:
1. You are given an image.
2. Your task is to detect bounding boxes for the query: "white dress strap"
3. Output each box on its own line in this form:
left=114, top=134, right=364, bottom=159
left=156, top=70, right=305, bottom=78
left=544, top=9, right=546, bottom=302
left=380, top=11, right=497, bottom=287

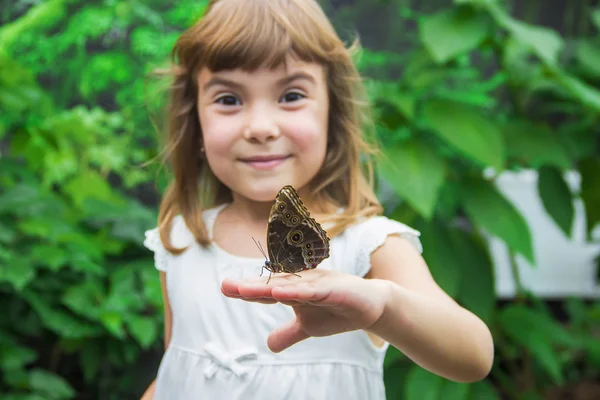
left=353, top=216, right=422, bottom=277
left=144, top=227, right=169, bottom=272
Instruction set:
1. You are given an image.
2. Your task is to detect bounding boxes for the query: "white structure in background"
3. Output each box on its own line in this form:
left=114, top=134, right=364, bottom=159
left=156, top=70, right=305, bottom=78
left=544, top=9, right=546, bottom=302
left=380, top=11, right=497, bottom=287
left=490, top=170, right=600, bottom=299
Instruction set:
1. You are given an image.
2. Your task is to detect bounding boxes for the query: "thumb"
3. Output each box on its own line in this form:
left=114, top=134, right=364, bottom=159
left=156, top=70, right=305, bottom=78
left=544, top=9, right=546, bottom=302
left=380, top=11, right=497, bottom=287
left=267, top=318, right=309, bottom=353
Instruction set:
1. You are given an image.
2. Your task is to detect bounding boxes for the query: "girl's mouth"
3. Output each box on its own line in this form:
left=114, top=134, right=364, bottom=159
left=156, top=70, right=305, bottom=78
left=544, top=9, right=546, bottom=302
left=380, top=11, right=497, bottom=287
left=239, top=154, right=291, bottom=170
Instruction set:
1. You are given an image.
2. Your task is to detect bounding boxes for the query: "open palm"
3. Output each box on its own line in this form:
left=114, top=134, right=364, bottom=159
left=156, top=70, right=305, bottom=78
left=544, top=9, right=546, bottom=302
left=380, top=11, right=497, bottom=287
left=221, top=269, right=390, bottom=352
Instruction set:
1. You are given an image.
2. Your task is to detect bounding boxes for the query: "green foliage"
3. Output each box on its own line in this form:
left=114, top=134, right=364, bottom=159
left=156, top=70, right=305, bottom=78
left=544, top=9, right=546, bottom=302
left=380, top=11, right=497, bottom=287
left=368, top=1, right=600, bottom=398
left=0, top=0, right=206, bottom=397
left=0, top=0, right=598, bottom=399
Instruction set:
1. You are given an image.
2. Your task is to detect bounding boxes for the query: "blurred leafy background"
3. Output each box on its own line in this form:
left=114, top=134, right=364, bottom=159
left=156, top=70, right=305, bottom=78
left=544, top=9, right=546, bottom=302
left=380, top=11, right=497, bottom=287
left=0, top=0, right=599, bottom=399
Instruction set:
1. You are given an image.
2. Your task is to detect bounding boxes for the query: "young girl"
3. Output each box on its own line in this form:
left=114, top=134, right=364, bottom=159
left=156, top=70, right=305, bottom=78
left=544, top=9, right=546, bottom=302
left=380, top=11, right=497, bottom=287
left=141, top=0, right=494, bottom=398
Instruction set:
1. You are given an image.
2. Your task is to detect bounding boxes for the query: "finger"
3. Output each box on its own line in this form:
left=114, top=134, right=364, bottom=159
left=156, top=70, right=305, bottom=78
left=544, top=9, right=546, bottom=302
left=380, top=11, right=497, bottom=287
left=237, top=282, right=274, bottom=299
left=221, top=279, right=241, bottom=296
left=271, top=284, right=319, bottom=303
left=267, top=318, right=310, bottom=353
left=223, top=282, right=276, bottom=302
left=250, top=298, right=278, bottom=304
left=223, top=293, right=278, bottom=304
left=278, top=299, right=303, bottom=306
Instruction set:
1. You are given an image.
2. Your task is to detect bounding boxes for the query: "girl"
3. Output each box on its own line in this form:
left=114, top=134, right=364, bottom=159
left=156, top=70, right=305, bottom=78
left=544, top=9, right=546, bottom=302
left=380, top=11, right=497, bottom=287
left=141, top=0, right=494, bottom=398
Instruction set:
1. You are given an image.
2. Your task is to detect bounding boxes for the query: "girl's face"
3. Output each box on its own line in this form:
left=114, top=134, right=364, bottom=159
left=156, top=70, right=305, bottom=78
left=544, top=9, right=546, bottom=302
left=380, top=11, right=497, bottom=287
left=197, top=57, right=329, bottom=203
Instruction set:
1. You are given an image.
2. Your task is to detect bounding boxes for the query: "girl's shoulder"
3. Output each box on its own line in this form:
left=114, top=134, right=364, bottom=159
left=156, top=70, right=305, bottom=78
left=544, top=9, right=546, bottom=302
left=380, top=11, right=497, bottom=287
left=334, top=215, right=422, bottom=277
left=143, top=205, right=225, bottom=272
left=340, top=215, right=422, bottom=252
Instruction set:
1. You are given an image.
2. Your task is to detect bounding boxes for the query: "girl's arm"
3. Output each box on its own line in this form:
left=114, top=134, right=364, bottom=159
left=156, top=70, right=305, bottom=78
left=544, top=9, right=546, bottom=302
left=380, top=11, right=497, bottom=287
left=221, top=233, right=494, bottom=383
left=365, top=235, right=494, bottom=383
left=140, top=272, right=173, bottom=400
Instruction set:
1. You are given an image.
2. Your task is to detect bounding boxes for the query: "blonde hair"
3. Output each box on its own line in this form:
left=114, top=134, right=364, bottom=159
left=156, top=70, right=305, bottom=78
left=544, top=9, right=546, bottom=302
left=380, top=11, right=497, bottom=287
left=153, top=0, right=382, bottom=253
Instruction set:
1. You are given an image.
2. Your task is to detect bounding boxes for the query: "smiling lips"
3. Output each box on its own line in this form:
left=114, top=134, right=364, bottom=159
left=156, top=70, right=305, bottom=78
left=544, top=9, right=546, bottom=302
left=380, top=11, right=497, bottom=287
left=239, top=154, right=291, bottom=170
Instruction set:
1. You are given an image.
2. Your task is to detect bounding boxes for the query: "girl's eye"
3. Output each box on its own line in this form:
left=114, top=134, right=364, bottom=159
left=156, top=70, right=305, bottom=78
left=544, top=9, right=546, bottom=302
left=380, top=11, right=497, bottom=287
left=281, top=91, right=305, bottom=103
left=216, top=95, right=240, bottom=106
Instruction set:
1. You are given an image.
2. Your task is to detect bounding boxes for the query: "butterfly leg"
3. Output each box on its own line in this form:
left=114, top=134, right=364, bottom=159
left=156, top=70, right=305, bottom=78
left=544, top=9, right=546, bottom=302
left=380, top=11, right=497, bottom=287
left=266, top=271, right=273, bottom=284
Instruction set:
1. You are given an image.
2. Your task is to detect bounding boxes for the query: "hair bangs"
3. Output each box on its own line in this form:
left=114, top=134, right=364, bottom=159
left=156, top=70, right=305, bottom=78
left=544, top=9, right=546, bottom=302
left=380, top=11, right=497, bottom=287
left=177, top=0, right=334, bottom=73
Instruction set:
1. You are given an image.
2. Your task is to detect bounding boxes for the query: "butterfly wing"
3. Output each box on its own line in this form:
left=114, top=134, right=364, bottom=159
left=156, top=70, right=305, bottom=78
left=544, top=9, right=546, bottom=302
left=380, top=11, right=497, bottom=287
left=266, top=185, right=330, bottom=273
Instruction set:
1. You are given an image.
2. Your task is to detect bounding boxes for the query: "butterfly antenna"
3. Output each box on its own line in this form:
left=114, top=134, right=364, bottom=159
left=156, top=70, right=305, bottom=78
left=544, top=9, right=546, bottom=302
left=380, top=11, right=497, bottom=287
left=258, top=241, right=268, bottom=259
left=252, top=237, right=268, bottom=261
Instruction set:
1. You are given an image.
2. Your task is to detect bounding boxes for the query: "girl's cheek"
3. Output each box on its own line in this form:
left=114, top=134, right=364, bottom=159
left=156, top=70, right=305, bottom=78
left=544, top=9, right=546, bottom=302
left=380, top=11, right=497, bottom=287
left=287, top=115, right=327, bottom=151
left=201, top=114, right=240, bottom=154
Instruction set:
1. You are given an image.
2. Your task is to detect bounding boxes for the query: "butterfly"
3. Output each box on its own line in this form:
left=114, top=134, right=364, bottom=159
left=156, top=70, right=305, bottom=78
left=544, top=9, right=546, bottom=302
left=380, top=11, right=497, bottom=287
left=254, top=185, right=330, bottom=283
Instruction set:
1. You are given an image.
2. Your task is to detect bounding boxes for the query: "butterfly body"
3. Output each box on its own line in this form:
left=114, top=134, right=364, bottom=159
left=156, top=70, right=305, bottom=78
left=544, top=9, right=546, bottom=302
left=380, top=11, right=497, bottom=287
left=260, top=185, right=330, bottom=280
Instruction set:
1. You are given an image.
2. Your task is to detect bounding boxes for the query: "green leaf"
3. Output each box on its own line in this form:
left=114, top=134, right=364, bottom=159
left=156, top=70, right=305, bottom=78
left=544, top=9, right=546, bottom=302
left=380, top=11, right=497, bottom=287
left=62, top=281, right=104, bottom=320
left=29, top=368, right=75, bottom=400
left=29, top=245, right=69, bottom=271
left=440, top=380, right=470, bottom=400
left=383, top=346, right=404, bottom=368
left=488, top=4, right=563, bottom=66
left=503, top=121, right=571, bottom=169
left=468, top=380, right=500, bottom=399
left=501, top=36, right=544, bottom=87
left=79, top=52, right=135, bottom=96
left=0, top=184, right=66, bottom=217
left=404, top=365, right=443, bottom=400
left=63, top=170, right=116, bottom=209
left=127, top=315, right=158, bottom=349
left=0, top=0, right=68, bottom=50
left=66, top=252, right=105, bottom=275
left=106, top=266, right=144, bottom=312
left=498, top=305, right=578, bottom=383
left=66, top=6, right=114, bottom=41
left=586, top=337, right=600, bottom=369
left=575, top=39, right=600, bottom=78
left=391, top=93, right=416, bottom=121
left=527, top=337, right=564, bottom=383
left=592, top=8, right=600, bottom=30
left=537, top=166, right=574, bottom=238
left=140, top=264, right=163, bottom=309
left=579, top=157, right=600, bottom=237
left=99, top=310, right=125, bottom=339
left=401, top=49, right=440, bottom=86
left=454, top=231, right=495, bottom=322
left=367, top=81, right=415, bottom=121
left=80, top=345, right=101, bottom=383
left=23, top=291, right=102, bottom=339
left=416, top=220, right=462, bottom=297
left=554, top=71, right=600, bottom=112
left=422, top=100, right=505, bottom=171
left=384, top=361, right=412, bottom=398
left=420, top=6, right=490, bottom=63
left=0, top=343, right=37, bottom=370
left=2, top=395, right=48, bottom=400
left=433, top=180, right=461, bottom=219
left=3, top=367, right=30, bottom=390
left=0, top=257, right=36, bottom=291
left=378, top=140, right=446, bottom=220
left=0, top=223, right=17, bottom=243
left=462, top=179, right=534, bottom=263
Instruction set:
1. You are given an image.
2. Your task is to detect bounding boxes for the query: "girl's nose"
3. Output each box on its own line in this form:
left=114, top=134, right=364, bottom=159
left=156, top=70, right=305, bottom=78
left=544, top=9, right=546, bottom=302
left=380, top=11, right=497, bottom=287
left=243, top=105, right=280, bottom=143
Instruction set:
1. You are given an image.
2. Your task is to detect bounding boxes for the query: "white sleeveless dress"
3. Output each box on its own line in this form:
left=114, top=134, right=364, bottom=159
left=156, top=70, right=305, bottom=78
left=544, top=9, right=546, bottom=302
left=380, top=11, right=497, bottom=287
left=143, top=204, right=422, bottom=400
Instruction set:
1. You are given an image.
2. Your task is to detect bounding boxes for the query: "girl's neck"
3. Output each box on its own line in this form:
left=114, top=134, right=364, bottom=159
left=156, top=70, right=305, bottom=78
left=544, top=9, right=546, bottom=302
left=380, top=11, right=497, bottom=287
left=226, top=195, right=273, bottom=224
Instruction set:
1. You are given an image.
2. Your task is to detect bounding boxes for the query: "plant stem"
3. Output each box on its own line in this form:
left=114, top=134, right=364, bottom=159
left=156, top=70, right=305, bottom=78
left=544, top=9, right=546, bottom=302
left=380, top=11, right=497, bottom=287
left=509, top=250, right=526, bottom=301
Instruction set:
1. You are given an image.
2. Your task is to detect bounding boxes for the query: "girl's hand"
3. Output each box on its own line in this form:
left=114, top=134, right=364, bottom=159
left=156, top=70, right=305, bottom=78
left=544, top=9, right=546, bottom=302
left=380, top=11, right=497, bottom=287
left=221, top=270, right=391, bottom=353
